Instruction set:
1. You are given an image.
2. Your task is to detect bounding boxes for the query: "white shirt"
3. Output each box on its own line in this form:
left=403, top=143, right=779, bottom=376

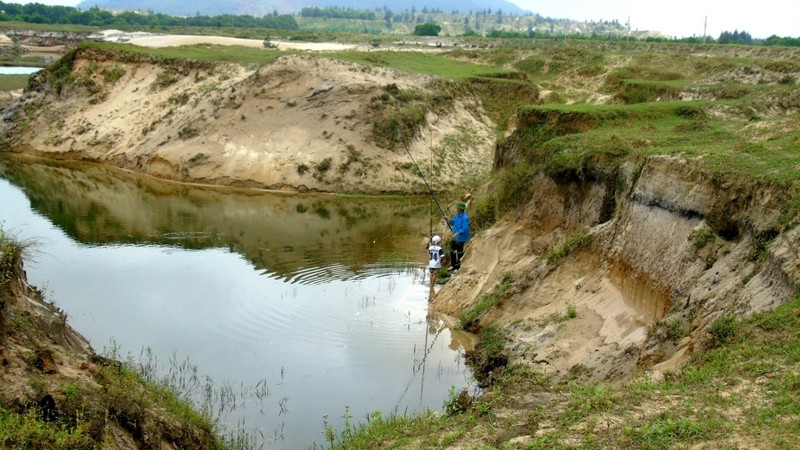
left=428, top=244, right=443, bottom=269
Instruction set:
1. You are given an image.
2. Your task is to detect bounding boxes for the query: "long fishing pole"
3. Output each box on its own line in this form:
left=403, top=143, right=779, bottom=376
left=403, top=143, right=452, bottom=231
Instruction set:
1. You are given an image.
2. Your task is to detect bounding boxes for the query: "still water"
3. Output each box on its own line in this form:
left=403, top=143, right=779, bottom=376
left=0, top=155, right=473, bottom=448
left=0, top=66, right=42, bottom=74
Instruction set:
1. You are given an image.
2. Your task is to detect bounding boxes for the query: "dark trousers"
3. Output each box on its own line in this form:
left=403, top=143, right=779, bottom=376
left=450, top=241, right=465, bottom=270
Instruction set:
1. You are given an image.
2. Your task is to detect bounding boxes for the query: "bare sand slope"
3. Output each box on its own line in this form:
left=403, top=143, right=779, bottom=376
left=8, top=43, right=494, bottom=194
left=95, top=29, right=357, bottom=51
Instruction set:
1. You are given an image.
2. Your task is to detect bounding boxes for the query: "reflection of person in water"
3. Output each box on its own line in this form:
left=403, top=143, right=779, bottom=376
left=448, top=201, right=470, bottom=272
left=427, top=235, right=444, bottom=297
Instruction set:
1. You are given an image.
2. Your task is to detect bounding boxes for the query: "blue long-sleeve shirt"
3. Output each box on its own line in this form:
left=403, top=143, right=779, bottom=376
left=450, top=212, right=470, bottom=243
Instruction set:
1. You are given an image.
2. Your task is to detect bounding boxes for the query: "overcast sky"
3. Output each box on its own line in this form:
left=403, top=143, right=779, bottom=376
left=510, top=0, right=799, bottom=39
left=17, top=0, right=800, bottom=39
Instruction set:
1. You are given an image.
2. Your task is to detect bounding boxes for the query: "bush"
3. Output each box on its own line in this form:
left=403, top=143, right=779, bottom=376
left=413, top=22, right=441, bottom=37
left=708, top=316, right=737, bottom=347
left=315, top=157, right=332, bottom=174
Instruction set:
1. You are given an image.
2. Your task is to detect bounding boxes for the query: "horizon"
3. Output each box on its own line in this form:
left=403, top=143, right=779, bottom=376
left=15, top=0, right=800, bottom=39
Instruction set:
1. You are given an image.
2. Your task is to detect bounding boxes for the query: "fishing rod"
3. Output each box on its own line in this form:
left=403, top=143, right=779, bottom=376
left=403, top=143, right=452, bottom=231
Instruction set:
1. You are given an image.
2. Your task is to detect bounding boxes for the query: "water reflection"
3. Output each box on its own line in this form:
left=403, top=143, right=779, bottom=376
left=0, top=154, right=472, bottom=449
left=0, top=155, right=429, bottom=284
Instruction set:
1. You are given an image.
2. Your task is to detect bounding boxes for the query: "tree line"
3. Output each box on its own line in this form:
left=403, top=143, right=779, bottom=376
left=0, top=2, right=298, bottom=30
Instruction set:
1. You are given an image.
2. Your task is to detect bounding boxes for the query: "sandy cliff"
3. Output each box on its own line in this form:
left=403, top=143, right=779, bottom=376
left=433, top=153, right=799, bottom=383
left=2, top=46, right=494, bottom=194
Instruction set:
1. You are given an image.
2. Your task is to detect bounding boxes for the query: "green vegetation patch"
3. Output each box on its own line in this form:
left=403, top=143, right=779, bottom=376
left=0, top=227, right=26, bottom=297
left=0, top=407, right=93, bottom=449
left=546, top=228, right=593, bottom=264
left=369, top=82, right=457, bottom=149
left=458, top=272, right=513, bottom=331
left=616, top=79, right=685, bottom=104
left=466, top=74, right=539, bottom=132
left=77, top=40, right=283, bottom=66
left=330, top=50, right=510, bottom=79
left=500, top=101, right=800, bottom=187
left=0, top=74, right=32, bottom=92
left=604, top=64, right=684, bottom=91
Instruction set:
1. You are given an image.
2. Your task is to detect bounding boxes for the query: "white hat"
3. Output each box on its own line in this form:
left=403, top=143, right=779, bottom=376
left=431, top=235, right=441, bottom=243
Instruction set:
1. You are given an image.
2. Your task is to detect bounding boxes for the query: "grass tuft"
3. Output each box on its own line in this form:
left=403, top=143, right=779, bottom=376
left=546, top=228, right=593, bottom=264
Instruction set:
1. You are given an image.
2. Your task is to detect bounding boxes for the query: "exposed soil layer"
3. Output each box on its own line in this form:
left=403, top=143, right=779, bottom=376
left=432, top=156, right=799, bottom=383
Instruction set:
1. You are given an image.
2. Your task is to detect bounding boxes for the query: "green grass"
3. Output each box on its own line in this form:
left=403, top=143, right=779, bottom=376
left=0, top=74, right=31, bottom=91
left=503, top=100, right=800, bottom=186
left=0, top=20, right=99, bottom=34
left=74, top=40, right=509, bottom=81
left=458, top=273, right=514, bottom=331
left=77, top=40, right=284, bottom=66
left=329, top=50, right=510, bottom=79
left=0, top=407, right=94, bottom=450
left=546, top=228, right=593, bottom=264
left=0, top=227, right=28, bottom=294
left=564, top=304, right=577, bottom=320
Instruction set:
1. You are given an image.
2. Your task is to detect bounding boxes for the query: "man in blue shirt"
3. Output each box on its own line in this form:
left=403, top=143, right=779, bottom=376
left=448, top=201, right=470, bottom=272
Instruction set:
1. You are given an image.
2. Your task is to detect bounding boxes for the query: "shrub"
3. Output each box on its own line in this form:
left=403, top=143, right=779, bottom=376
left=565, top=304, right=577, bottom=320
left=315, top=157, right=332, bottom=174
left=691, top=228, right=715, bottom=251
left=413, top=22, right=441, bottom=37
left=469, top=193, right=499, bottom=231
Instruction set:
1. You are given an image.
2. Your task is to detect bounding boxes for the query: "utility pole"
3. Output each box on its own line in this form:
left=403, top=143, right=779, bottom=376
left=626, top=16, right=630, bottom=42
left=703, top=16, right=707, bottom=43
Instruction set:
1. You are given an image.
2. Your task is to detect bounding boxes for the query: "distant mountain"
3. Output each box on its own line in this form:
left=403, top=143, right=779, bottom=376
left=76, top=0, right=528, bottom=17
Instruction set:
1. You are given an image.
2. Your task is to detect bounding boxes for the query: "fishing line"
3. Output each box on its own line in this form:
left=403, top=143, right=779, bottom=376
left=392, top=320, right=446, bottom=412
left=403, top=143, right=451, bottom=232
left=429, top=132, right=434, bottom=238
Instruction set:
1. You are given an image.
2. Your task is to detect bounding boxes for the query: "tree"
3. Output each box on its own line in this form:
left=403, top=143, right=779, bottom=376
left=413, top=22, right=441, bottom=36
left=719, top=29, right=753, bottom=44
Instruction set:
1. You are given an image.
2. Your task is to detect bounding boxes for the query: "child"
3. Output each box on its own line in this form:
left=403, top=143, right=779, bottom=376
left=427, top=235, right=444, bottom=297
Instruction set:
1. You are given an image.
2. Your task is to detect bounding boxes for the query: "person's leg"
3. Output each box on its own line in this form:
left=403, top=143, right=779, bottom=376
left=450, top=241, right=464, bottom=270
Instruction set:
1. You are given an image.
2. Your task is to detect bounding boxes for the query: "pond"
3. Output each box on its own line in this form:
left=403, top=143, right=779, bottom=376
left=0, top=66, right=42, bottom=75
left=0, top=155, right=474, bottom=449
